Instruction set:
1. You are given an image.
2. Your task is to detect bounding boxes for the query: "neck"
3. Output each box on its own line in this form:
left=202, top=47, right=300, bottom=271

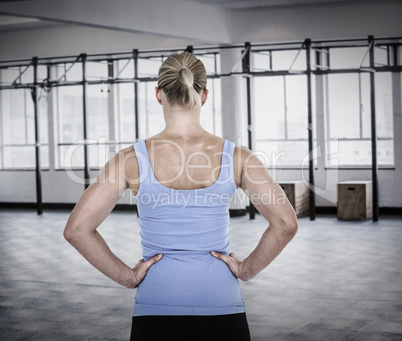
left=162, top=106, right=204, bottom=138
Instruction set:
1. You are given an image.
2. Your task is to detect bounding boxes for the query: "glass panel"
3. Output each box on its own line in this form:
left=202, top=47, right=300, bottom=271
left=1, top=68, right=20, bottom=85
left=330, top=47, right=369, bottom=69
left=201, top=78, right=222, bottom=136
left=37, top=65, right=48, bottom=82
left=0, top=85, right=49, bottom=168
left=197, top=54, right=217, bottom=75
left=2, top=145, right=49, bottom=168
left=255, top=141, right=310, bottom=167
left=57, top=86, right=83, bottom=144
left=55, top=62, right=82, bottom=82
left=87, top=84, right=109, bottom=140
left=116, top=83, right=135, bottom=143
left=3, top=146, right=34, bottom=168
left=272, top=50, right=306, bottom=71
left=286, top=76, right=308, bottom=139
left=86, top=61, right=108, bottom=81
left=116, top=59, right=134, bottom=79
left=59, top=145, right=84, bottom=168
left=1, top=89, right=29, bottom=144
left=215, top=53, right=221, bottom=75
left=88, top=144, right=109, bottom=168
left=375, top=72, right=393, bottom=139
left=374, top=46, right=388, bottom=67
left=327, top=139, right=394, bottom=166
left=252, top=51, right=271, bottom=72
left=38, top=90, right=49, bottom=144
left=20, top=65, right=33, bottom=84
left=254, top=76, right=285, bottom=140
left=138, top=81, right=164, bottom=139
left=138, top=58, right=161, bottom=77
left=328, top=73, right=367, bottom=138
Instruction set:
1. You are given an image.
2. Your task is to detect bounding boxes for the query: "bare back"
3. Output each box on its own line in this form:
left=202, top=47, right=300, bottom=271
left=145, top=132, right=228, bottom=191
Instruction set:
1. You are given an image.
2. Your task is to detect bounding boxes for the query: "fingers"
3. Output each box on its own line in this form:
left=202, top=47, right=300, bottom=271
left=142, top=253, right=163, bottom=270
left=210, top=251, right=233, bottom=264
left=229, top=252, right=240, bottom=261
left=211, top=251, right=241, bottom=279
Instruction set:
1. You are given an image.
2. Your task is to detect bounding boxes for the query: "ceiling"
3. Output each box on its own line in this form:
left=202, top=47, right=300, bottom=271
left=0, top=0, right=380, bottom=32
left=0, top=14, right=60, bottom=31
left=189, top=0, right=371, bottom=9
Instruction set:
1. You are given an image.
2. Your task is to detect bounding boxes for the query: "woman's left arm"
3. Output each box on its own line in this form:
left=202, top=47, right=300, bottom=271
left=63, top=147, right=162, bottom=288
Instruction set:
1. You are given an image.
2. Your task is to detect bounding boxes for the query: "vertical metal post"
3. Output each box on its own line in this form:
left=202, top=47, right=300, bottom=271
left=305, top=39, right=316, bottom=220
left=32, top=57, right=43, bottom=215
left=243, top=42, right=256, bottom=220
left=133, top=49, right=139, bottom=141
left=392, top=44, right=399, bottom=67
left=81, top=54, right=90, bottom=190
left=368, top=36, right=379, bottom=222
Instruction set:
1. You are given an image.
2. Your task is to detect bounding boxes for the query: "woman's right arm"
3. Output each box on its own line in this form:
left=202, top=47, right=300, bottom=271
left=211, top=146, right=298, bottom=281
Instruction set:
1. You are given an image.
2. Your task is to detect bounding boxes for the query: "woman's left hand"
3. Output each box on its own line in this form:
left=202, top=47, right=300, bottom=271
left=130, top=254, right=163, bottom=288
left=210, top=251, right=244, bottom=280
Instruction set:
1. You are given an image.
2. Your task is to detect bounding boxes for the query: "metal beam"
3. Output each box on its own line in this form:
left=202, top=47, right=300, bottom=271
left=31, top=57, right=43, bottom=215
left=368, top=35, right=379, bottom=222
left=81, top=53, right=90, bottom=190
left=305, top=38, right=316, bottom=221
left=133, top=49, right=139, bottom=141
left=242, top=42, right=256, bottom=220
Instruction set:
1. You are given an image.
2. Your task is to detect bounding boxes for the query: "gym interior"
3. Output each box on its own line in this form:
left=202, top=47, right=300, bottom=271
left=0, top=0, right=401, bottom=340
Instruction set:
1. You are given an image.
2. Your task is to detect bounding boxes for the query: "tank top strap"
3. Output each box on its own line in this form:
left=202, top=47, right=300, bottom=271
left=220, top=139, right=237, bottom=192
left=133, top=140, right=151, bottom=185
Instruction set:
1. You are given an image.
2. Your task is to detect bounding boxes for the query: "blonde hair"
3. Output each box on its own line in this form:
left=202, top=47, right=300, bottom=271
left=157, top=52, right=207, bottom=110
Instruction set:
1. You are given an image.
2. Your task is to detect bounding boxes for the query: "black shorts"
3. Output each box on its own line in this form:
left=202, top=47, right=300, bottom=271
left=130, top=312, right=251, bottom=341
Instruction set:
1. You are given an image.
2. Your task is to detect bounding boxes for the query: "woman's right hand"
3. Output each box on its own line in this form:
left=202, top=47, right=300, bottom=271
left=129, top=254, right=163, bottom=288
left=210, top=251, right=246, bottom=281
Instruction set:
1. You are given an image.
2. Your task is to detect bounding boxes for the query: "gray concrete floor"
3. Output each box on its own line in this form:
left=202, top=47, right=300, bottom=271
left=0, top=208, right=401, bottom=341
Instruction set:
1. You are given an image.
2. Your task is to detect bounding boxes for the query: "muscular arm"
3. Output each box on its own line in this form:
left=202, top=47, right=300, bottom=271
left=212, top=146, right=298, bottom=281
left=63, top=147, right=161, bottom=288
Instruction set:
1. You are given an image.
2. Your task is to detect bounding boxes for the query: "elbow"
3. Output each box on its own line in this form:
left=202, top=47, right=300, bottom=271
left=63, top=224, right=79, bottom=243
left=277, top=215, right=298, bottom=238
left=287, top=217, right=298, bottom=237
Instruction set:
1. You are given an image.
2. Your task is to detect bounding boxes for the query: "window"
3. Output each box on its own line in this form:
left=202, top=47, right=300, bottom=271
left=330, top=47, right=370, bottom=69
left=138, top=81, right=164, bottom=139
left=116, top=82, right=135, bottom=146
left=56, top=61, right=111, bottom=169
left=87, top=84, right=109, bottom=168
left=0, top=67, right=49, bottom=169
left=56, top=85, right=84, bottom=168
left=115, top=59, right=136, bottom=150
left=201, top=78, right=222, bottom=136
left=326, top=72, right=393, bottom=166
left=254, top=75, right=313, bottom=167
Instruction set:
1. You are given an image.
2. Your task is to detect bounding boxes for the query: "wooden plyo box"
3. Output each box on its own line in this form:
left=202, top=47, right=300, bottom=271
left=337, top=181, right=372, bottom=221
left=279, top=181, right=310, bottom=218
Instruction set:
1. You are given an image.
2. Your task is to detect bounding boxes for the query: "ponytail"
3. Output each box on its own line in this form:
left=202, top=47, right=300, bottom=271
left=157, top=53, right=207, bottom=110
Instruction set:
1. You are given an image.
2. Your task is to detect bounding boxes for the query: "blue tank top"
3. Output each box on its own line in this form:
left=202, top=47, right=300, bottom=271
left=132, top=139, right=246, bottom=316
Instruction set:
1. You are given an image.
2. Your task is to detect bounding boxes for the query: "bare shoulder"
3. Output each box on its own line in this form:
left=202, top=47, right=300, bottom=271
left=233, top=145, right=270, bottom=188
left=233, top=145, right=251, bottom=188
left=116, top=145, right=140, bottom=195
